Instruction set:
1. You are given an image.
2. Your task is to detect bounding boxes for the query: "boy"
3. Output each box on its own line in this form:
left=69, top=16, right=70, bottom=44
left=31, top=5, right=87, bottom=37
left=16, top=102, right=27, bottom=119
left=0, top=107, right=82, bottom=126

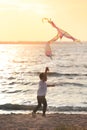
left=32, top=67, right=49, bottom=117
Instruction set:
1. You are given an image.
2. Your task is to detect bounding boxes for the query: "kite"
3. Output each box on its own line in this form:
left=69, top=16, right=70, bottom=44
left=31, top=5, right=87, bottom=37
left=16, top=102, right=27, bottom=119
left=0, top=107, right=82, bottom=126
left=42, top=18, right=80, bottom=42
left=47, top=33, right=59, bottom=44
left=42, top=18, right=80, bottom=58
left=45, top=43, right=52, bottom=58
left=44, top=33, right=59, bottom=59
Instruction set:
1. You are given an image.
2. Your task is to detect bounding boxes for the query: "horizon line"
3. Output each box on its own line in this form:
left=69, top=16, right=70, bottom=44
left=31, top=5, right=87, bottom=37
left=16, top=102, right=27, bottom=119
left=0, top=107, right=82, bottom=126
left=0, top=40, right=86, bottom=44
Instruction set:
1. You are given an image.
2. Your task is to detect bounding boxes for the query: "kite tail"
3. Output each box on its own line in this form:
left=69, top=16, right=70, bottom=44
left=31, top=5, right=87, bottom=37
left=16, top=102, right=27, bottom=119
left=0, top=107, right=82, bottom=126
left=48, top=33, right=59, bottom=44
left=74, top=39, right=81, bottom=43
left=45, top=43, right=52, bottom=59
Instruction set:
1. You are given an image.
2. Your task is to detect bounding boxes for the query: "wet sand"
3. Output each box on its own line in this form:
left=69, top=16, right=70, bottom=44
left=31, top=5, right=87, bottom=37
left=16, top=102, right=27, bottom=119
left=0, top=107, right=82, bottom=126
left=0, top=113, right=87, bottom=130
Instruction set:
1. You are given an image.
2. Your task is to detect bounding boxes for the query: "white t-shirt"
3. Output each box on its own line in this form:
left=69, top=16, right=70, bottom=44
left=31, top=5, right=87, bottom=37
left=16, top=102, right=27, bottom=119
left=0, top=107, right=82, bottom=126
left=37, top=80, right=47, bottom=96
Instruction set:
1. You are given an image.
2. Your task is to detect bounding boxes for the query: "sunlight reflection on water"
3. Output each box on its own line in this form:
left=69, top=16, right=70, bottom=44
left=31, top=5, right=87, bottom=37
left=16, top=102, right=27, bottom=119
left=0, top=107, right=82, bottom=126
left=0, top=43, right=87, bottom=113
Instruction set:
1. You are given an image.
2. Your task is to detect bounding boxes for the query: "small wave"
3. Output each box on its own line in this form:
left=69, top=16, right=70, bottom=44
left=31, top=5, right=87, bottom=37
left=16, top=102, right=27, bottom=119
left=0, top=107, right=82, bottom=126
left=8, top=77, right=16, bottom=80
left=0, top=104, right=87, bottom=112
left=47, top=82, right=86, bottom=88
left=22, top=71, right=87, bottom=78
left=22, top=90, right=31, bottom=93
left=0, top=104, right=34, bottom=110
left=13, top=60, right=28, bottom=63
left=82, top=102, right=87, bottom=104
left=84, top=65, right=87, bottom=68
left=34, top=72, right=87, bottom=77
left=58, top=82, right=85, bottom=87
left=1, top=90, right=8, bottom=93
left=48, top=106, right=87, bottom=112
left=8, top=81, right=30, bottom=86
left=9, top=82, right=15, bottom=85
left=6, top=90, right=22, bottom=94
left=48, top=72, right=87, bottom=77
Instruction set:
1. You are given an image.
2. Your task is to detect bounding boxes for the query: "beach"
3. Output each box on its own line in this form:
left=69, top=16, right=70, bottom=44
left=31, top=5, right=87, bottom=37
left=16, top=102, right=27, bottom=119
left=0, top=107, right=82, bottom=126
left=0, top=113, right=87, bottom=130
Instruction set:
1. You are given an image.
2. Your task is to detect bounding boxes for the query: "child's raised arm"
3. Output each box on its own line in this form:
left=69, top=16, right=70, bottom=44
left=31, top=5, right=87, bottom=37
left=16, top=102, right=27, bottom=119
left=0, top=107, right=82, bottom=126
left=44, top=67, right=49, bottom=81
left=44, top=67, right=49, bottom=75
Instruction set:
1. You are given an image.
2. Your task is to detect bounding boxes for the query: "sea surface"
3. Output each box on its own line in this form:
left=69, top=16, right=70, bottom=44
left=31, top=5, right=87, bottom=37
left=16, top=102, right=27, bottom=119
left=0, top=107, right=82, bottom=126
left=0, top=42, right=87, bottom=114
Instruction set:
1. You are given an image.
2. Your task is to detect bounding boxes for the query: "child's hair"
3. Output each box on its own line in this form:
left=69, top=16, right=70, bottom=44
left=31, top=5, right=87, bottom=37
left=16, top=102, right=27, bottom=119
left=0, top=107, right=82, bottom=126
left=39, top=73, right=44, bottom=80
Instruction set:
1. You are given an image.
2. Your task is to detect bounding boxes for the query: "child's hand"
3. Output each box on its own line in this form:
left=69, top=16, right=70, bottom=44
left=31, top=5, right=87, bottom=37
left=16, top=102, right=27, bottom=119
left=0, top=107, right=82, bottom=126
left=46, top=67, right=49, bottom=72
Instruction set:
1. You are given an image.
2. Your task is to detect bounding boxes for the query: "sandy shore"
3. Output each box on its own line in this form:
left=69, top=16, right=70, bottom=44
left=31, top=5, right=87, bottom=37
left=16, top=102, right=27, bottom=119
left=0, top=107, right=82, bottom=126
left=0, top=113, right=87, bottom=130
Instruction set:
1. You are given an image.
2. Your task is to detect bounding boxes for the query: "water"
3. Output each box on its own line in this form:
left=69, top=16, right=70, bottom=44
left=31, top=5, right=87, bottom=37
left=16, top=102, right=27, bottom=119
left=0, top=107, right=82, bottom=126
left=0, top=42, right=87, bottom=114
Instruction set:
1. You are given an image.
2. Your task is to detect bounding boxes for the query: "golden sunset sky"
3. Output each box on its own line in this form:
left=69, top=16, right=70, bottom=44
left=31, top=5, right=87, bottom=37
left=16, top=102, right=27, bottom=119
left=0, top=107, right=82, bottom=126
left=0, top=0, right=87, bottom=41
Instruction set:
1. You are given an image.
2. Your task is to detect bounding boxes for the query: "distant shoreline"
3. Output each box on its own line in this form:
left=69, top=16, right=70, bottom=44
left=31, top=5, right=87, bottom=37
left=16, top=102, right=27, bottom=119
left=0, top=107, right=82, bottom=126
left=0, top=41, right=46, bottom=44
left=0, top=41, right=86, bottom=44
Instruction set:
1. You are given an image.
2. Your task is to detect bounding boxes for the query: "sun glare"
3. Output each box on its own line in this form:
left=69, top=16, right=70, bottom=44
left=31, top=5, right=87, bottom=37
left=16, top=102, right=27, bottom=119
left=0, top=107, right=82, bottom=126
left=0, top=0, right=48, bottom=16
left=19, top=2, right=48, bottom=16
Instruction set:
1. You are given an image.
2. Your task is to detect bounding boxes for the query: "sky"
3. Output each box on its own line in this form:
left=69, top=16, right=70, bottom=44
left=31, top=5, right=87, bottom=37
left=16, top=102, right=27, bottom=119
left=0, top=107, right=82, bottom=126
left=0, top=0, right=87, bottom=41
